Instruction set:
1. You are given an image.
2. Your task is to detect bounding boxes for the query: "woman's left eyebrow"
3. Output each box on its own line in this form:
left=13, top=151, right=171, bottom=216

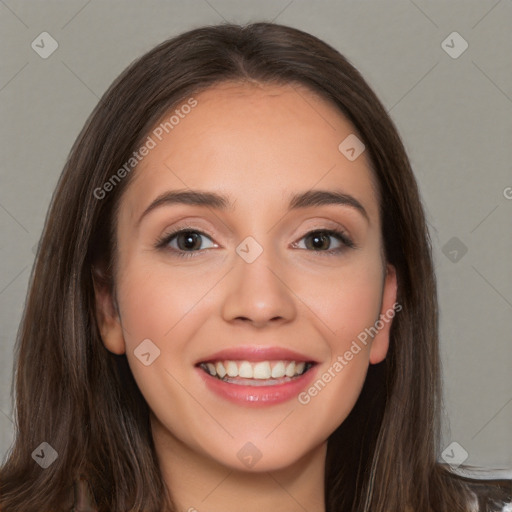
left=136, top=188, right=369, bottom=227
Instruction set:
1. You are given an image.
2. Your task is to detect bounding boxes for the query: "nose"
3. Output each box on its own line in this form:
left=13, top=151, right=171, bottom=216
left=220, top=246, right=297, bottom=328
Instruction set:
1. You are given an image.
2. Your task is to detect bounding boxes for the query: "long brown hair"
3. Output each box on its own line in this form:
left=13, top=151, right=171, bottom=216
left=1, top=22, right=509, bottom=512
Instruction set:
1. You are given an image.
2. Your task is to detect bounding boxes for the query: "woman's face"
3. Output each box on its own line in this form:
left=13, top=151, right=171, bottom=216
left=95, top=82, right=397, bottom=472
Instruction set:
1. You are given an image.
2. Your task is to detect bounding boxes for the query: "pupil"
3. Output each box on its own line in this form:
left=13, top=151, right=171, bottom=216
left=311, top=233, right=329, bottom=250
left=180, top=231, right=200, bottom=250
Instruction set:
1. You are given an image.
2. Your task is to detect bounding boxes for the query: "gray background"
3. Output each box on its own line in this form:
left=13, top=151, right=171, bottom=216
left=1, top=0, right=511, bottom=475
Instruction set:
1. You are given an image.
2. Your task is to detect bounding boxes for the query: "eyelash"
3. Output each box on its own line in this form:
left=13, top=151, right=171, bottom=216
left=154, top=226, right=356, bottom=259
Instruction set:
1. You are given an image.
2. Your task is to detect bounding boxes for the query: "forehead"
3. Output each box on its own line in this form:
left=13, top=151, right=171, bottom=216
left=121, top=81, right=379, bottom=224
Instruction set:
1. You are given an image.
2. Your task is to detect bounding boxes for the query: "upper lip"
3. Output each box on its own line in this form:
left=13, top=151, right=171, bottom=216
left=196, top=346, right=318, bottom=365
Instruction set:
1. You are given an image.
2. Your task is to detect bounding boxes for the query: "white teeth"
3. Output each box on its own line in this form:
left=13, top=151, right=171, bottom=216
left=226, top=361, right=238, bottom=377
left=216, top=362, right=226, bottom=378
left=202, top=360, right=310, bottom=380
left=271, top=361, right=286, bottom=378
left=253, top=361, right=271, bottom=379
left=238, top=361, right=253, bottom=378
left=285, top=362, right=296, bottom=377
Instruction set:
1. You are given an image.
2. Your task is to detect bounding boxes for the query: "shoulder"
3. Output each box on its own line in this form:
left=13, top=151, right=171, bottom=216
left=438, top=465, right=512, bottom=512
left=461, top=476, right=512, bottom=512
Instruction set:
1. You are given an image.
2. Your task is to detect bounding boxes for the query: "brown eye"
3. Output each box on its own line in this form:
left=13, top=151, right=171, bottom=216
left=305, top=232, right=333, bottom=251
left=174, top=231, right=204, bottom=251
left=156, top=229, right=217, bottom=257
left=295, top=229, right=355, bottom=253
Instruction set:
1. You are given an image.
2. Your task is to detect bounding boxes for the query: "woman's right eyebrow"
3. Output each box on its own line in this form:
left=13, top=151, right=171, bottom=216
left=135, top=188, right=369, bottom=228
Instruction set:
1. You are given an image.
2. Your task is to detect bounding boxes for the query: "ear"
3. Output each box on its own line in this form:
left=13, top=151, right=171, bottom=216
left=92, top=264, right=125, bottom=355
left=369, top=263, right=398, bottom=365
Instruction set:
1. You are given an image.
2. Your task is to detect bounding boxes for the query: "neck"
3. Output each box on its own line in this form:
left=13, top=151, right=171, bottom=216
left=150, top=413, right=327, bottom=512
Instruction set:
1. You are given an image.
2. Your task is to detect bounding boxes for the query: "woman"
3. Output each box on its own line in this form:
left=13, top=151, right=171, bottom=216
left=0, top=22, right=510, bottom=512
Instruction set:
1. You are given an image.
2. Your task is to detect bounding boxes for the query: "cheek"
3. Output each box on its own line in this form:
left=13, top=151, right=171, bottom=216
left=115, top=258, right=213, bottom=344
left=294, top=264, right=384, bottom=428
left=287, top=257, right=383, bottom=424
left=113, top=262, right=209, bottom=431
left=293, top=256, right=384, bottom=352
left=114, top=258, right=218, bottom=396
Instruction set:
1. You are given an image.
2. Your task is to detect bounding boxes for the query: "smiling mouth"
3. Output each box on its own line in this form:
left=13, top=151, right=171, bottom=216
left=198, top=360, right=315, bottom=386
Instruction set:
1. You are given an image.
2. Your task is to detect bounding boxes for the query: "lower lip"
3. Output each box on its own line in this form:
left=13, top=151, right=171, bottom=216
left=196, top=365, right=318, bottom=406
